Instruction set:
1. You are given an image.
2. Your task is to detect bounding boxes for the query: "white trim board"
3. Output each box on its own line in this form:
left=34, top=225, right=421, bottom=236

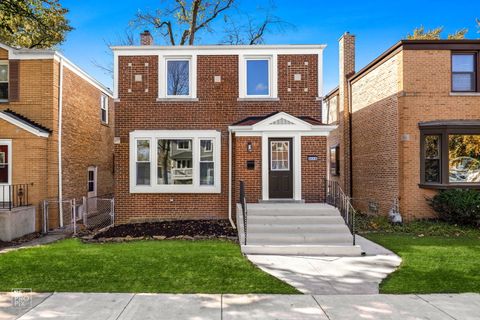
left=0, top=112, right=49, bottom=138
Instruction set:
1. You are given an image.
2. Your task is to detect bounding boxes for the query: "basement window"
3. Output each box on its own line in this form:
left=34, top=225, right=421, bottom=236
left=130, top=130, right=221, bottom=193
left=420, top=121, right=480, bottom=188
left=0, top=61, right=8, bottom=101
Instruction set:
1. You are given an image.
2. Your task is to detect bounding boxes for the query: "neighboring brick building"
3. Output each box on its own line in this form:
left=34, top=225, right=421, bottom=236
left=112, top=33, right=334, bottom=225
left=0, top=42, right=114, bottom=238
left=325, top=34, right=480, bottom=220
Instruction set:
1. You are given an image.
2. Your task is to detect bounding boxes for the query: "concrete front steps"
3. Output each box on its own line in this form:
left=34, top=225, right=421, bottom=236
left=236, top=203, right=362, bottom=256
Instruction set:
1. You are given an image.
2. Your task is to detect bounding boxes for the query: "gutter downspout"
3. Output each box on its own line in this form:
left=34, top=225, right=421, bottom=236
left=58, top=57, right=64, bottom=227
left=228, top=129, right=236, bottom=229
left=348, top=77, right=353, bottom=197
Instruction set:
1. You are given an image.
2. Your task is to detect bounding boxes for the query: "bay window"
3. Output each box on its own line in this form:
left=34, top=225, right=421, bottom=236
left=420, top=121, right=480, bottom=187
left=130, top=131, right=221, bottom=193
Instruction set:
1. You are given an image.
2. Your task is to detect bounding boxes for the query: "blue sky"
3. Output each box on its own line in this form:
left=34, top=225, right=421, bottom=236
left=60, top=0, right=480, bottom=93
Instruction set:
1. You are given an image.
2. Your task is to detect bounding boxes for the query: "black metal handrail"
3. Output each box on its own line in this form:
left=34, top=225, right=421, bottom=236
left=0, top=184, right=30, bottom=210
left=239, top=180, right=247, bottom=245
left=324, top=179, right=356, bottom=245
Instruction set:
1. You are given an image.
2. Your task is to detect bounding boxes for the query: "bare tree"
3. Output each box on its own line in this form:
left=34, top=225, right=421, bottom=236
left=132, top=0, right=293, bottom=46
left=92, top=30, right=136, bottom=76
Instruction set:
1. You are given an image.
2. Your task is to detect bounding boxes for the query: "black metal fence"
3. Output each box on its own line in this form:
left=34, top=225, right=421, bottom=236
left=0, top=184, right=30, bottom=210
left=239, top=180, right=247, bottom=245
left=324, top=179, right=356, bottom=245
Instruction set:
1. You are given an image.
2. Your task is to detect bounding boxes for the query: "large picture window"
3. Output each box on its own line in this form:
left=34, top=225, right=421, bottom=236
left=420, top=122, right=480, bottom=187
left=130, top=131, right=221, bottom=193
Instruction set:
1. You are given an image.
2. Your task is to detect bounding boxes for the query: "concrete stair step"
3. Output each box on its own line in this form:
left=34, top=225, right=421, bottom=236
left=247, top=232, right=353, bottom=245
left=247, top=224, right=348, bottom=233
left=241, top=244, right=362, bottom=256
left=248, top=215, right=346, bottom=225
left=248, top=208, right=340, bottom=216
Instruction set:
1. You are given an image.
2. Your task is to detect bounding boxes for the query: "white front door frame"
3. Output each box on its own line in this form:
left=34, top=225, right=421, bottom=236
left=262, top=132, right=301, bottom=201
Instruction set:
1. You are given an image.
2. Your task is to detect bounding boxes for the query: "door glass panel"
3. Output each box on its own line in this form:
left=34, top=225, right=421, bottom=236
left=0, top=145, right=8, bottom=183
left=271, top=141, right=289, bottom=171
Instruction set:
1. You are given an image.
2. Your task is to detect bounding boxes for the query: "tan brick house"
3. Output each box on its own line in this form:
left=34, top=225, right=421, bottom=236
left=0, top=42, right=114, bottom=240
left=324, top=33, right=480, bottom=220
left=112, top=33, right=335, bottom=226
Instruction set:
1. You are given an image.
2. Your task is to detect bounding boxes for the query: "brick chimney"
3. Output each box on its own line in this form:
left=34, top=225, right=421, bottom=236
left=338, top=32, right=355, bottom=196
left=140, top=30, right=153, bottom=46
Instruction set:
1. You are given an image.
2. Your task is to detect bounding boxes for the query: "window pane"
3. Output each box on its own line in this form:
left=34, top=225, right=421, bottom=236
left=200, top=140, right=213, bottom=161
left=101, top=109, right=107, bottom=122
left=449, top=134, right=480, bottom=183
left=0, top=64, right=7, bottom=82
left=0, top=83, right=7, bottom=100
left=452, top=54, right=475, bottom=72
left=88, top=171, right=94, bottom=181
left=200, top=162, right=214, bottom=186
left=0, top=146, right=8, bottom=183
left=136, top=163, right=150, bottom=185
left=167, top=60, right=189, bottom=96
left=137, top=140, right=150, bottom=161
left=424, top=135, right=441, bottom=183
left=247, top=60, right=269, bottom=96
left=452, top=73, right=475, bottom=92
left=330, top=147, right=337, bottom=175
left=271, top=141, right=289, bottom=170
left=157, top=139, right=193, bottom=185
left=88, top=181, right=95, bottom=192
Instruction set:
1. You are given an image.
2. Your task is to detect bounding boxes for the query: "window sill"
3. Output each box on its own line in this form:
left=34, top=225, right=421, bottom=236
left=130, top=185, right=221, bottom=194
left=418, top=183, right=480, bottom=190
left=156, top=97, right=199, bottom=102
left=449, top=92, right=480, bottom=96
left=101, top=122, right=110, bottom=127
left=0, top=99, right=9, bottom=103
left=237, top=97, right=280, bottom=102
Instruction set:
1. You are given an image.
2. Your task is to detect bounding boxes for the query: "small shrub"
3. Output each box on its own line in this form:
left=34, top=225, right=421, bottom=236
left=429, top=189, right=480, bottom=227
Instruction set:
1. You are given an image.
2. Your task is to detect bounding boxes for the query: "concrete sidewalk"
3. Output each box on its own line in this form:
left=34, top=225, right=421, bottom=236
left=247, top=235, right=402, bottom=294
left=1, top=292, right=479, bottom=320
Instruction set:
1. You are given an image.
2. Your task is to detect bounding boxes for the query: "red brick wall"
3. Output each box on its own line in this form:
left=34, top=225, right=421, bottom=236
left=115, top=53, right=324, bottom=223
left=301, top=136, right=327, bottom=202
left=233, top=136, right=262, bottom=205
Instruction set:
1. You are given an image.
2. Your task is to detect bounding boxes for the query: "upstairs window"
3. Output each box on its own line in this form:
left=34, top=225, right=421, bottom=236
left=100, top=94, right=108, bottom=124
left=0, top=61, right=8, bottom=101
left=166, top=59, right=190, bottom=97
left=246, top=59, right=270, bottom=96
left=452, top=53, right=477, bottom=92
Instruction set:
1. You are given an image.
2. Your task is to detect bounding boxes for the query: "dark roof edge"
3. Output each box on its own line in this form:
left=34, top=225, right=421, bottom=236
left=349, top=39, right=480, bottom=84
left=324, top=86, right=339, bottom=99
left=2, top=109, right=52, bottom=133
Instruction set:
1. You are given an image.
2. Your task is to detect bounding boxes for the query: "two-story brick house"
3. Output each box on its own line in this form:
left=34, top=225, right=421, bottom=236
left=112, top=32, right=335, bottom=226
left=325, top=33, right=480, bottom=221
left=0, top=42, right=114, bottom=241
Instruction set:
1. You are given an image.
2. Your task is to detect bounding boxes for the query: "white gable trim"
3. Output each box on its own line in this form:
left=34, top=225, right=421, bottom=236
left=229, top=112, right=337, bottom=136
left=0, top=113, right=50, bottom=138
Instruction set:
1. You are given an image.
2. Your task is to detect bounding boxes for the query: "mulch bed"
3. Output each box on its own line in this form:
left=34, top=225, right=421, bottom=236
left=92, top=220, right=237, bottom=240
left=0, top=232, right=42, bottom=250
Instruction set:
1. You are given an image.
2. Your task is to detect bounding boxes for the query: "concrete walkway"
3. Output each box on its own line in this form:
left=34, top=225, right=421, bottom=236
left=1, top=292, right=479, bottom=320
left=247, top=235, right=402, bottom=294
left=0, top=233, right=66, bottom=255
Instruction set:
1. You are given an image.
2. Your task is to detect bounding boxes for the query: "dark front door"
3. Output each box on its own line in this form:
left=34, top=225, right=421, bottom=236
left=269, top=138, right=293, bottom=199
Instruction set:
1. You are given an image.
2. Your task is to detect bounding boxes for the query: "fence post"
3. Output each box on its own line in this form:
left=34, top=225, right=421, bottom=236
left=72, top=199, right=76, bottom=235
left=82, top=196, right=87, bottom=227
left=110, top=198, right=115, bottom=226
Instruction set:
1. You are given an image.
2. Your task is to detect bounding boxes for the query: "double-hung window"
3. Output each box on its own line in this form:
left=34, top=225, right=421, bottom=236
left=451, top=52, right=478, bottom=92
left=239, top=55, right=277, bottom=99
left=420, top=122, right=480, bottom=187
left=158, top=56, right=196, bottom=99
left=0, top=61, right=8, bottom=101
left=130, top=131, right=221, bottom=193
left=100, top=94, right=108, bottom=124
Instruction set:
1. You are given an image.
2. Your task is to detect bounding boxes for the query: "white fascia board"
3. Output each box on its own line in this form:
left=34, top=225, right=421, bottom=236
left=130, top=130, right=220, bottom=138
left=0, top=113, right=50, bottom=138
left=111, top=45, right=326, bottom=56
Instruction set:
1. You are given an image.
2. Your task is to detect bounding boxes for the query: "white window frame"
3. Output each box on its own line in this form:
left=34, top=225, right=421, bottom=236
left=0, top=61, right=8, bottom=102
left=135, top=138, right=152, bottom=186
left=129, top=130, right=221, bottom=193
left=239, top=55, right=277, bottom=99
left=100, top=94, right=108, bottom=124
left=270, top=140, right=290, bottom=171
left=158, top=55, right=197, bottom=99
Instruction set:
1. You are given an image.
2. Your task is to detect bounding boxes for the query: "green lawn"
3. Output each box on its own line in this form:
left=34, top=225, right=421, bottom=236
left=365, top=233, right=480, bottom=294
left=0, top=239, right=298, bottom=294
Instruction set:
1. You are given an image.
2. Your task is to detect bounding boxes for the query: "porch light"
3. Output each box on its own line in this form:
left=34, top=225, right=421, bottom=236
left=247, top=142, right=253, bottom=152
